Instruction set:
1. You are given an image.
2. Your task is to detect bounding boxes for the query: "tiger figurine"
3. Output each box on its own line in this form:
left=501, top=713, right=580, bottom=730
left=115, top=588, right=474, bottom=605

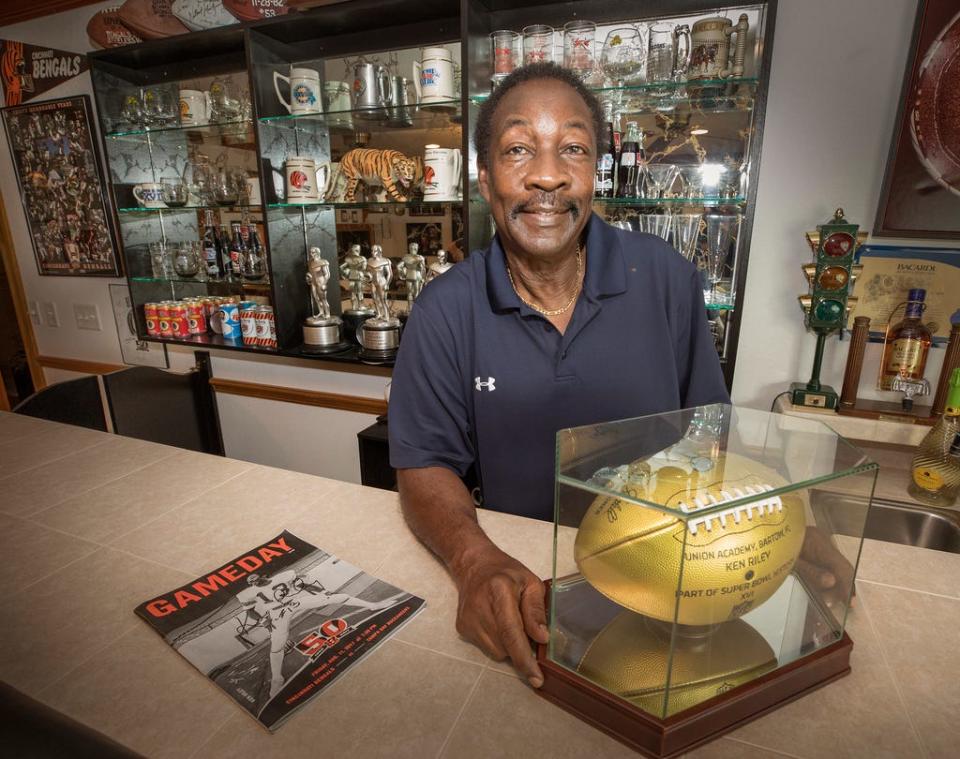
left=340, top=148, right=422, bottom=202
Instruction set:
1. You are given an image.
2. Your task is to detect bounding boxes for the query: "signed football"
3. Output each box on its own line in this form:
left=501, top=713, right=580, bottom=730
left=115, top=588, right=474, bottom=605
left=574, top=451, right=806, bottom=626
left=117, top=0, right=190, bottom=40
left=578, top=611, right=777, bottom=717
left=222, top=0, right=294, bottom=22
left=87, top=6, right=144, bottom=49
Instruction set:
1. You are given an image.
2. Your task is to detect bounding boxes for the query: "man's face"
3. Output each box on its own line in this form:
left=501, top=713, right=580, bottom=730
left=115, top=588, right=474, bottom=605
left=478, top=78, right=596, bottom=261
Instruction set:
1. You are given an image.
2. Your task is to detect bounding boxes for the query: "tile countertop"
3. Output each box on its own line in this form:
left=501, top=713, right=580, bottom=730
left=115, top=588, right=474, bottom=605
left=0, top=411, right=957, bottom=759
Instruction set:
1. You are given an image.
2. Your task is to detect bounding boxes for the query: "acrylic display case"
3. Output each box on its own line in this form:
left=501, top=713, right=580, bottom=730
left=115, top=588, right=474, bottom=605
left=543, top=404, right=876, bottom=757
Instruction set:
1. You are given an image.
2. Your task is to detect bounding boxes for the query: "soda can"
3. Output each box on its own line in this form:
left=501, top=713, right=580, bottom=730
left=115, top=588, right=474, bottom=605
left=169, top=303, right=190, bottom=339
left=186, top=302, right=207, bottom=335
left=240, top=305, right=258, bottom=345
left=254, top=305, right=275, bottom=348
left=157, top=301, right=173, bottom=337
left=144, top=303, right=160, bottom=337
left=218, top=302, right=241, bottom=340
left=239, top=300, right=258, bottom=311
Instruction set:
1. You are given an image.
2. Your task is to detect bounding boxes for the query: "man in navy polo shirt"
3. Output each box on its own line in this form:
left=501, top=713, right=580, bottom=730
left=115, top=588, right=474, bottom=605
left=388, top=63, right=728, bottom=688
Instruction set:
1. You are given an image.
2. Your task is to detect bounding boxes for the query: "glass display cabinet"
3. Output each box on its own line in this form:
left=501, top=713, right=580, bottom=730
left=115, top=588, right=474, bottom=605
left=464, top=0, right=777, bottom=385
left=89, top=30, right=275, bottom=352
left=544, top=404, right=876, bottom=756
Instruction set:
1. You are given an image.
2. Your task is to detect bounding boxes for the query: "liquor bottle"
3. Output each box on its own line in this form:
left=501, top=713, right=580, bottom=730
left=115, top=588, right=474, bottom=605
left=201, top=210, right=223, bottom=280
left=594, top=119, right=615, bottom=198
left=616, top=122, right=643, bottom=198
left=880, top=288, right=932, bottom=390
left=246, top=225, right=267, bottom=281
left=908, top=368, right=960, bottom=506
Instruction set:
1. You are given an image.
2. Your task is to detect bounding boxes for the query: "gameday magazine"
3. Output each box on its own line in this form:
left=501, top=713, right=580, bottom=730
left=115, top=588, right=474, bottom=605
left=135, top=531, right=425, bottom=731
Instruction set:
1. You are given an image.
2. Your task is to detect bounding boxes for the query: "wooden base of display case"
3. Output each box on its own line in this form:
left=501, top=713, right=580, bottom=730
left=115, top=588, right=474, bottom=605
left=536, top=614, right=853, bottom=758
left=836, top=399, right=936, bottom=425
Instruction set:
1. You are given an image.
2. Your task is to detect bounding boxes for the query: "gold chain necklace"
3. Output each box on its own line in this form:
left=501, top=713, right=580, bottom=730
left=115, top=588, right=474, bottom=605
left=506, top=244, right=583, bottom=317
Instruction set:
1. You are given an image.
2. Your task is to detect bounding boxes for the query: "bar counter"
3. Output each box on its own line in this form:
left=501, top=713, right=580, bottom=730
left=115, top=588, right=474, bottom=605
left=0, top=411, right=956, bottom=758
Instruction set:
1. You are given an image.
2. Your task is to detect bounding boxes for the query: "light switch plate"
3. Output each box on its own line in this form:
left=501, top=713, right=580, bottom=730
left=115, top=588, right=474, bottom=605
left=73, top=303, right=102, bottom=331
left=28, top=300, right=41, bottom=326
left=41, top=301, right=59, bottom=327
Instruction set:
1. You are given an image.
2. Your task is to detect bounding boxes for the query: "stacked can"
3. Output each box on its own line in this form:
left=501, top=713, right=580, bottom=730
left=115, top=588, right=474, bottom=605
left=144, top=303, right=160, bottom=337
left=218, top=301, right=241, bottom=342
left=185, top=301, right=207, bottom=335
left=156, top=301, right=173, bottom=337
left=254, top=305, right=277, bottom=348
left=240, top=303, right=259, bottom=346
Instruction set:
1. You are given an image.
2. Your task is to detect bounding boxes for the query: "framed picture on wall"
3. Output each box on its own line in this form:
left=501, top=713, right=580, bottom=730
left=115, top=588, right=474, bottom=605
left=406, top=222, right=443, bottom=256
left=1, top=95, right=121, bottom=275
left=874, top=0, right=960, bottom=239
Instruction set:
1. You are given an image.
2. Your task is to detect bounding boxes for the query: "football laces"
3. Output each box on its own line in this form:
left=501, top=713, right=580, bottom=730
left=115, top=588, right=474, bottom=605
left=679, top=484, right=783, bottom=535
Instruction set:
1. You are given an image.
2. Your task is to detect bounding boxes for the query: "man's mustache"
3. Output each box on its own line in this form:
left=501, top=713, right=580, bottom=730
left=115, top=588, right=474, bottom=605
left=509, top=194, right=580, bottom=220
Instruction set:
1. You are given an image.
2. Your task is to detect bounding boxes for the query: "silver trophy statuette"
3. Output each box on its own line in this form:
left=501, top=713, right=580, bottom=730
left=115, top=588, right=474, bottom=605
left=358, top=244, right=401, bottom=360
left=340, top=243, right=374, bottom=316
left=426, top=249, right=453, bottom=283
left=396, top=241, right=427, bottom=310
left=303, top=247, right=347, bottom=351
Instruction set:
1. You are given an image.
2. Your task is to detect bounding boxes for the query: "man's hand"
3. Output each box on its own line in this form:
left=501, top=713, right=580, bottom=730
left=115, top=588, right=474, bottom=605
left=796, top=526, right=856, bottom=610
left=451, top=543, right=549, bottom=688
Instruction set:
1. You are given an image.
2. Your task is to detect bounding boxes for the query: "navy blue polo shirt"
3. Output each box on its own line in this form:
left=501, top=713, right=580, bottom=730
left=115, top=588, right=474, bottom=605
left=388, top=213, right=729, bottom=521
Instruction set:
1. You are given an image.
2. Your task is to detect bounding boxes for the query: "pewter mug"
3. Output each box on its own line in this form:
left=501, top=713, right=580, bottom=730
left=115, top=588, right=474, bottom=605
left=352, top=62, right=392, bottom=118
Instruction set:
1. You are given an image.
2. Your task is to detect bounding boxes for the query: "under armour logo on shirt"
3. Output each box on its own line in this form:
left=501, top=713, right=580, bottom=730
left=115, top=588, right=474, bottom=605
left=474, top=376, right=496, bottom=392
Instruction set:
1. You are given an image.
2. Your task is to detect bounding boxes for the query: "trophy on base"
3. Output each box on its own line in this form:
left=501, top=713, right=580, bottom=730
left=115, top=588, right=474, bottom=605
left=426, top=249, right=454, bottom=283
left=339, top=243, right=375, bottom=343
left=357, top=245, right=401, bottom=361
left=303, top=247, right=350, bottom=354
left=396, top=242, right=426, bottom=313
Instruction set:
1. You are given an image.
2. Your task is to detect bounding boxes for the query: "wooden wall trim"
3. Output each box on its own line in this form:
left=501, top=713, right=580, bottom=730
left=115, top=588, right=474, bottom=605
left=210, top=377, right=387, bottom=416
left=0, top=1, right=101, bottom=26
left=37, top=355, right=125, bottom=375
left=0, top=192, right=45, bottom=390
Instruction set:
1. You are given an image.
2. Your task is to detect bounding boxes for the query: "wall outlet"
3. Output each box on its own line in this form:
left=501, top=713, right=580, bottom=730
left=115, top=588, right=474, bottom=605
left=28, top=300, right=41, bottom=326
left=41, top=301, right=59, bottom=328
left=74, top=303, right=102, bottom=331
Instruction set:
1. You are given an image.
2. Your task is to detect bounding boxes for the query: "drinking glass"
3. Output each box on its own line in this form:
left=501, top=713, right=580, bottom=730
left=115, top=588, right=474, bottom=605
left=209, top=77, right=243, bottom=123
left=161, top=178, right=189, bottom=207
left=141, top=86, right=179, bottom=127
left=670, top=214, right=702, bottom=261
left=119, top=91, right=144, bottom=129
left=644, top=163, right=679, bottom=199
left=523, top=25, right=555, bottom=64
left=490, top=30, right=521, bottom=87
left=703, top=214, right=740, bottom=304
left=173, top=241, right=202, bottom=278
left=678, top=165, right=704, bottom=198
left=636, top=213, right=672, bottom=242
left=149, top=241, right=172, bottom=279
left=647, top=23, right=689, bottom=106
left=563, top=20, right=597, bottom=82
left=600, top=27, right=646, bottom=86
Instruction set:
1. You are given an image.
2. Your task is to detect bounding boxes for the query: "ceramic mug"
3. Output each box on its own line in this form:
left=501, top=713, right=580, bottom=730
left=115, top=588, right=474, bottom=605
left=273, top=67, right=322, bottom=115
left=245, top=176, right=262, bottom=206
left=285, top=156, right=331, bottom=203
left=414, top=46, right=454, bottom=104
left=178, top=89, right=211, bottom=126
left=133, top=182, right=167, bottom=208
left=423, top=144, right=462, bottom=201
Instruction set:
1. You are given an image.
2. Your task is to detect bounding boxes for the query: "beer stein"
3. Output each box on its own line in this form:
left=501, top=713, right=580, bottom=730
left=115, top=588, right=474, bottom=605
left=387, top=76, right=415, bottom=127
left=647, top=23, right=691, bottom=96
left=323, top=80, right=354, bottom=131
left=273, top=66, right=322, bottom=115
left=352, top=62, right=392, bottom=119
left=689, top=14, right=750, bottom=80
left=414, top=46, right=455, bottom=105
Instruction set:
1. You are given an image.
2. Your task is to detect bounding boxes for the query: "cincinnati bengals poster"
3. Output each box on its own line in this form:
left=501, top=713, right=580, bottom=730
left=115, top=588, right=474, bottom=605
left=135, top=531, right=425, bottom=731
left=0, top=40, right=88, bottom=107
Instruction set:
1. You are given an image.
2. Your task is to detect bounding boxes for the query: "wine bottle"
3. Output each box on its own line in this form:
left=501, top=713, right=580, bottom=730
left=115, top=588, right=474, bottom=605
left=908, top=367, right=960, bottom=506
left=202, top=210, right=222, bottom=280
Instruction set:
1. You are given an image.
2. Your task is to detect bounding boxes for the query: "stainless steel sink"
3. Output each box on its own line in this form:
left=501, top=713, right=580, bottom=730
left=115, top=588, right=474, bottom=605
left=812, top=492, right=960, bottom=554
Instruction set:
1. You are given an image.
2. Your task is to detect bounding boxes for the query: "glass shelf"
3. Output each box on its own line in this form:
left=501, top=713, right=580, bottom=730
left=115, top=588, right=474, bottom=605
left=118, top=204, right=264, bottom=214
left=130, top=276, right=271, bottom=287
left=471, top=78, right=754, bottom=114
left=705, top=301, right=735, bottom=312
left=106, top=119, right=254, bottom=139
left=259, top=99, right=461, bottom=129
left=268, top=199, right=462, bottom=210
left=594, top=196, right=746, bottom=207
